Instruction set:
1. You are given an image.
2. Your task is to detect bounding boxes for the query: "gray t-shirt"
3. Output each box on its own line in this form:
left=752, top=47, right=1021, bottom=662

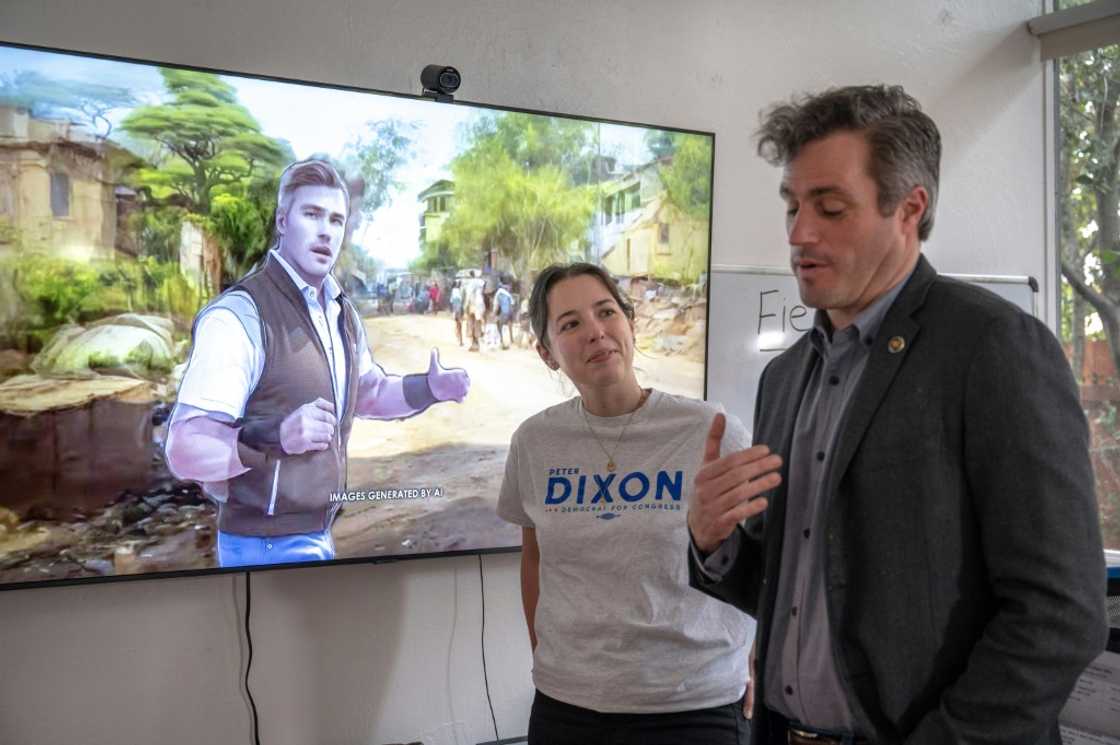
left=498, top=389, right=755, bottom=713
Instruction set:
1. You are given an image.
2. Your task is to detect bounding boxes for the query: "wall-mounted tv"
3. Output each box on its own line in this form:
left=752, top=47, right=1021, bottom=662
left=0, top=41, right=714, bottom=589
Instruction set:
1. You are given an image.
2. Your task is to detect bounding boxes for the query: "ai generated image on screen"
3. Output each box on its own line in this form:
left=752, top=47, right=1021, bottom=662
left=0, top=42, right=714, bottom=588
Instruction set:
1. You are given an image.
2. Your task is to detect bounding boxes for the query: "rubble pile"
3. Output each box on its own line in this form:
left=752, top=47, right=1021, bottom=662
left=0, top=475, right=213, bottom=583
left=0, top=312, right=218, bottom=584
left=632, top=290, right=707, bottom=363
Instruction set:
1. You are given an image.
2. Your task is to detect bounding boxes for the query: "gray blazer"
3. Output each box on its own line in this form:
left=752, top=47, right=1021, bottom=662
left=691, top=256, right=1107, bottom=744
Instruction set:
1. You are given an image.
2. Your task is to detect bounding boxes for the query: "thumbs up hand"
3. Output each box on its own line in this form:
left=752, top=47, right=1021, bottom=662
left=687, top=413, right=782, bottom=555
left=426, top=347, right=470, bottom=403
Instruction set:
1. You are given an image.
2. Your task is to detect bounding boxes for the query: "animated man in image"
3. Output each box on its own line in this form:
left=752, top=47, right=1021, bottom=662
left=165, top=159, right=470, bottom=568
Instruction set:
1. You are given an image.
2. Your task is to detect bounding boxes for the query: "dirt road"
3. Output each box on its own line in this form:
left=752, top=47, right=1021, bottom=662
left=333, top=311, right=704, bottom=559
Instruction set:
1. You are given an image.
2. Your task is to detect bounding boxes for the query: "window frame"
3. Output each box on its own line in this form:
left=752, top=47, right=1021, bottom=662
left=1032, top=0, right=1120, bottom=566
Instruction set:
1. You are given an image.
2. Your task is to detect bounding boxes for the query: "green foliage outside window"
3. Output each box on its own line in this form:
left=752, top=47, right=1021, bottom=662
left=1058, top=43, right=1120, bottom=549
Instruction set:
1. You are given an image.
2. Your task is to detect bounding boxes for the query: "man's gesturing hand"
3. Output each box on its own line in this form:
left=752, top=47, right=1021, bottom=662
left=427, top=347, right=470, bottom=403
left=687, top=413, right=782, bottom=555
left=280, top=397, right=336, bottom=455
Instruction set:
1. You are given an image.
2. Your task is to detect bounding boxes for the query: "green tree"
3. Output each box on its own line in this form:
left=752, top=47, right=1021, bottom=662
left=643, top=131, right=713, bottom=283
left=658, top=132, right=713, bottom=222
left=1059, top=46, right=1120, bottom=374
left=644, top=129, right=676, bottom=160
left=1058, top=43, right=1120, bottom=549
left=9, top=254, right=101, bottom=328
left=207, top=193, right=271, bottom=282
left=336, top=120, right=416, bottom=284
left=410, top=238, right=455, bottom=273
left=129, top=207, right=184, bottom=264
left=440, top=128, right=594, bottom=280
left=121, top=69, right=289, bottom=214
left=477, top=112, right=596, bottom=184
left=340, top=119, right=416, bottom=224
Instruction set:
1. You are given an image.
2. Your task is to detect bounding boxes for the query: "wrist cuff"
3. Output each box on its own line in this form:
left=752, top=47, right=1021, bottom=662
left=237, top=416, right=284, bottom=455
left=235, top=441, right=274, bottom=472
left=403, top=373, right=438, bottom=411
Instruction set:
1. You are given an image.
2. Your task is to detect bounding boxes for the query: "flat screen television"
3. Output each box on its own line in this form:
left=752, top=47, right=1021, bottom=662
left=0, top=40, right=714, bottom=589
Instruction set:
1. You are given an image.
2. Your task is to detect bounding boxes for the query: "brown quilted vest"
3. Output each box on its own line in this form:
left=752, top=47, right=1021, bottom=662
left=210, top=255, right=361, bottom=536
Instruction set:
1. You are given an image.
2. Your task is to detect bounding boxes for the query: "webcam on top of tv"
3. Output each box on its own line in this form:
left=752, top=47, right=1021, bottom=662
left=421, top=64, right=460, bottom=103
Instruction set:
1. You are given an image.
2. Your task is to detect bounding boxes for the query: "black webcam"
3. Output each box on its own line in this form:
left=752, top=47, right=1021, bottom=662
left=421, top=65, right=460, bottom=103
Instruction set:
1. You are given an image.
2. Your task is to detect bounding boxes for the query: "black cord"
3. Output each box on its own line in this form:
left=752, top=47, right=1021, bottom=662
left=478, top=554, right=500, bottom=743
left=244, top=571, right=261, bottom=745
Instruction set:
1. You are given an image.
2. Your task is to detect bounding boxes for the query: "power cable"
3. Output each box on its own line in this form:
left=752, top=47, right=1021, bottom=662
left=478, top=555, right=500, bottom=744
left=244, top=571, right=261, bottom=745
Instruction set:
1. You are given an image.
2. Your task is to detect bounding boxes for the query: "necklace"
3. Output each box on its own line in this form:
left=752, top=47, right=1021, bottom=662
left=580, top=388, right=649, bottom=473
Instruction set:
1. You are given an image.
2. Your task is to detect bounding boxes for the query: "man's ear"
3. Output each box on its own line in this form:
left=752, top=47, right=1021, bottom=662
left=275, top=206, right=288, bottom=237
left=536, top=341, right=559, bottom=370
left=899, top=185, right=929, bottom=235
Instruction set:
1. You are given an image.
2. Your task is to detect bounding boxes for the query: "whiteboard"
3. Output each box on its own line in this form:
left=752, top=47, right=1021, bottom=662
left=704, top=264, right=1038, bottom=431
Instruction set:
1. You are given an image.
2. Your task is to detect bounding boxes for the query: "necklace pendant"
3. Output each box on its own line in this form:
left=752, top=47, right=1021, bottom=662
left=607, top=459, right=616, bottom=472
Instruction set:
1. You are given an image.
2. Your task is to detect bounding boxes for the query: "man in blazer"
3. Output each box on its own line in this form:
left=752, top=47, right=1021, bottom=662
left=687, top=85, right=1107, bottom=744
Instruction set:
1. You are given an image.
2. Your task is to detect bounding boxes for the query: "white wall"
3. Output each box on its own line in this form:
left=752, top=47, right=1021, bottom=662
left=0, top=2, right=1047, bottom=743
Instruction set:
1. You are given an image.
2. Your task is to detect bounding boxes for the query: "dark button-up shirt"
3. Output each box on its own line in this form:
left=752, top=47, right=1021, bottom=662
left=701, top=271, right=911, bottom=733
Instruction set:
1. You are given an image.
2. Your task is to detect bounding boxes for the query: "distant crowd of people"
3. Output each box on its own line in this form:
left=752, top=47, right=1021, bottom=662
left=364, top=270, right=530, bottom=353
left=449, top=270, right=522, bottom=352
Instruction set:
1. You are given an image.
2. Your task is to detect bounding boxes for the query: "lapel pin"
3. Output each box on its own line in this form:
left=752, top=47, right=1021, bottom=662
left=888, top=336, right=906, bottom=354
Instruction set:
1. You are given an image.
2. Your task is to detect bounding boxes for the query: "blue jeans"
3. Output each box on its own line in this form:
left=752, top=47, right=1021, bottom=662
left=216, top=528, right=334, bottom=568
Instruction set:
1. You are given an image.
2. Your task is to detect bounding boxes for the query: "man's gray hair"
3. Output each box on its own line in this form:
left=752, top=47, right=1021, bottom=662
left=756, top=84, right=940, bottom=241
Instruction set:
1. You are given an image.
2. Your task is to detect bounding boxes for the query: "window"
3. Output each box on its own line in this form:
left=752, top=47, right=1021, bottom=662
left=1051, top=18, right=1120, bottom=550
left=627, top=185, right=640, bottom=212
left=50, top=171, right=70, bottom=218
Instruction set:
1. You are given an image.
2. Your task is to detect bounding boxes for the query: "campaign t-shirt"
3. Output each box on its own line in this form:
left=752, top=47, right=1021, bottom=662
left=498, top=389, right=755, bottom=713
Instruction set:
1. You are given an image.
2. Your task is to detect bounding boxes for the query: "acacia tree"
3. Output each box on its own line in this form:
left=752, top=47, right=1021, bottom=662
left=120, top=69, right=291, bottom=285
left=121, top=69, right=288, bottom=214
left=0, top=70, right=136, bottom=139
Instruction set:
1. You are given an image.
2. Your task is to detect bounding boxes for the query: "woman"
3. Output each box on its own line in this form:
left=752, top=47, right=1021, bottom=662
left=498, top=263, right=777, bottom=745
